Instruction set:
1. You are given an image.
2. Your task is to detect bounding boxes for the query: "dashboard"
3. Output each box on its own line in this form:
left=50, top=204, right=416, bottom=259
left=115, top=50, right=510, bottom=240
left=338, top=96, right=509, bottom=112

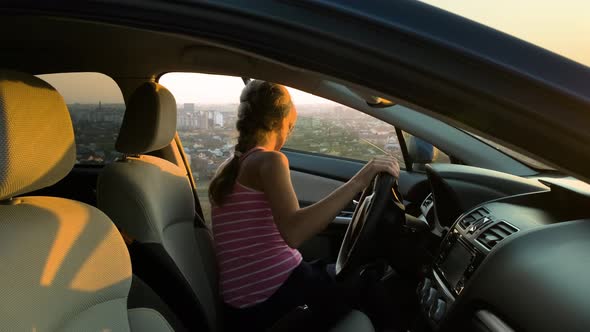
left=415, top=164, right=590, bottom=332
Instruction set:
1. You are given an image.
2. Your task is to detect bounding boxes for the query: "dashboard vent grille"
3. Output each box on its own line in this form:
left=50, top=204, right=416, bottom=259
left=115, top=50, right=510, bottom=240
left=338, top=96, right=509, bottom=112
left=477, top=221, right=518, bottom=250
left=459, top=207, right=490, bottom=229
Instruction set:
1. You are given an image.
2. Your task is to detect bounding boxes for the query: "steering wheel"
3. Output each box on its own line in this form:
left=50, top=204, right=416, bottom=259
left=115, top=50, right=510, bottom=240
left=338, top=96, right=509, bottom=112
left=335, top=172, right=406, bottom=277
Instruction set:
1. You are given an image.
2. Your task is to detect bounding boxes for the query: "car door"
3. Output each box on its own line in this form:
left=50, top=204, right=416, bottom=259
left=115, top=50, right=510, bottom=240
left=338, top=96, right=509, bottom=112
left=282, top=149, right=361, bottom=261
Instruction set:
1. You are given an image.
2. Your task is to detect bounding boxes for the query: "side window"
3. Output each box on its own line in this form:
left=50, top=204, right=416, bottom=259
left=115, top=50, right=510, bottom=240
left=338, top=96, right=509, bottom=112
left=282, top=89, right=406, bottom=168
left=159, top=73, right=244, bottom=224
left=36, top=72, right=125, bottom=165
left=159, top=73, right=448, bottom=220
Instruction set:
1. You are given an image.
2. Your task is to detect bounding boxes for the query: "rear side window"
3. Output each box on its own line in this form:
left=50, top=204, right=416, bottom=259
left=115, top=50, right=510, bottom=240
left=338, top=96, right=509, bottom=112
left=159, top=72, right=245, bottom=224
left=36, top=72, right=125, bottom=165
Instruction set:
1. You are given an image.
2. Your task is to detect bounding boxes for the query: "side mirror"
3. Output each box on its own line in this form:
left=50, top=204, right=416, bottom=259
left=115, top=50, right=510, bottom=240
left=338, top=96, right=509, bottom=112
left=406, top=135, right=436, bottom=164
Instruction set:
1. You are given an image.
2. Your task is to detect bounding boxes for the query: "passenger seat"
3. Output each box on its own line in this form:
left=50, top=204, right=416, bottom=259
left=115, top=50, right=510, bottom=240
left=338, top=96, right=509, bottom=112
left=97, top=81, right=219, bottom=331
left=0, top=70, right=178, bottom=331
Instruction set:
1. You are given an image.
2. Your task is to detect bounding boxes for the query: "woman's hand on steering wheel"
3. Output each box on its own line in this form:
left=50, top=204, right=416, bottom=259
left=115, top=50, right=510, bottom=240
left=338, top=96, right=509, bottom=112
left=336, top=156, right=403, bottom=277
left=350, top=156, right=400, bottom=192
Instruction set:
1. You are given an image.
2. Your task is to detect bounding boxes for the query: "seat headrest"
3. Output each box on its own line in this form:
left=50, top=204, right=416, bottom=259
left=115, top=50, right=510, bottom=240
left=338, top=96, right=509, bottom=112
left=0, top=70, right=76, bottom=200
left=115, top=82, right=177, bottom=154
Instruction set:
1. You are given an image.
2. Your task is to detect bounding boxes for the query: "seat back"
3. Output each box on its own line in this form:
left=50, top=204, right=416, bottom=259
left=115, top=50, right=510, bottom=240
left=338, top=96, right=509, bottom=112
left=0, top=70, right=174, bottom=331
left=97, top=82, right=219, bottom=331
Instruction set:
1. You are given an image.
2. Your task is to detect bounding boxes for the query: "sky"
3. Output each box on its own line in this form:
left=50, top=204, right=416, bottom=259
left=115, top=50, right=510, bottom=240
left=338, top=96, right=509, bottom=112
left=159, top=73, right=331, bottom=105
left=38, top=73, right=125, bottom=104
left=419, top=0, right=590, bottom=67
left=40, top=72, right=331, bottom=105
left=40, top=1, right=589, bottom=104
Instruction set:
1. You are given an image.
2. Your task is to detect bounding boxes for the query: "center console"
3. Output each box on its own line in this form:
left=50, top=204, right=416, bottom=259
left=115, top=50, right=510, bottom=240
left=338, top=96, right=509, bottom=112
left=417, top=203, right=518, bottom=327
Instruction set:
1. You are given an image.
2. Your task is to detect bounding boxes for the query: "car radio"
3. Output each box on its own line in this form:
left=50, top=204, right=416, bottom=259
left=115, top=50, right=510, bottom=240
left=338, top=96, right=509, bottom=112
left=417, top=207, right=493, bottom=326
left=435, top=229, right=485, bottom=295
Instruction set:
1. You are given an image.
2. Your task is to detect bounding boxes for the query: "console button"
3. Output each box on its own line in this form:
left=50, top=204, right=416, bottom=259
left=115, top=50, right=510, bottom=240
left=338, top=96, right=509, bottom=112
left=417, top=278, right=432, bottom=297
left=455, top=279, right=465, bottom=294
left=430, top=299, right=447, bottom=322
left=422, top=288, right=437, bottom=308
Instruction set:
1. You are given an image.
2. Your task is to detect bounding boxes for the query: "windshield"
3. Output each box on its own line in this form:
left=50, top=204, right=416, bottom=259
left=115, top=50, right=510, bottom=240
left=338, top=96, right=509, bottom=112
left=465, top=132, right=555, bottom=171
left=419, top=1, right=590, bottom=68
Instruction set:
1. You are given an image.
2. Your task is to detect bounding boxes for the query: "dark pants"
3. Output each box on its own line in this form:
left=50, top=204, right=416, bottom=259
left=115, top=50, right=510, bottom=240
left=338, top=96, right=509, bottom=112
left=223, top=261, right=367, bottom=332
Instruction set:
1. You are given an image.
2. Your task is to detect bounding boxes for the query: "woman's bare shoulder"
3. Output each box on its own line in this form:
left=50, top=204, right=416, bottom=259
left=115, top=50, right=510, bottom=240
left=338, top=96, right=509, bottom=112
left=256, top=150, right=289, bottom=167
left=243, top=150, right=289, bottom=174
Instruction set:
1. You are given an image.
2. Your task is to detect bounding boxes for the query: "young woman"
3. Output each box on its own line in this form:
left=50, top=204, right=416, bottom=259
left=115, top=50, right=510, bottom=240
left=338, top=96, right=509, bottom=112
left=209, top=80, right=400, bottom=330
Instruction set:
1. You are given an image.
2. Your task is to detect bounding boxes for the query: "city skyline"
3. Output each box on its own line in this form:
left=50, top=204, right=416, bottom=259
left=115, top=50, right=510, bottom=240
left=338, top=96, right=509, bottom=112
left=66, top=100, right=411, bottom=221
left=66, top=101, right=404, bottom=165
left=65, top=100, right=360, bottom=116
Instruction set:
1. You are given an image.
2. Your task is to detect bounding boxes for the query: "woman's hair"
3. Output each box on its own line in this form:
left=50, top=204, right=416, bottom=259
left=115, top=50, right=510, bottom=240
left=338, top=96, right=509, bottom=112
left=208, top=80, right=293, bottom=206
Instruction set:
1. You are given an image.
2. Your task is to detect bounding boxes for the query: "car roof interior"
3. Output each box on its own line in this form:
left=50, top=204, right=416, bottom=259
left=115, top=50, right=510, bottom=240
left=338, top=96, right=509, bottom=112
left=3, top=15, right=338, bottom=100
left=0, top=15, right=471, bottom=126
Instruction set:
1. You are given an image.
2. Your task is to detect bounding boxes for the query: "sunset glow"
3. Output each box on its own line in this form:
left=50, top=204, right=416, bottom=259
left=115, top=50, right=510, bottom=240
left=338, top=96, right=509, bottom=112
left=420, top=0, right=590, bottom=67
left=159, top=73, right=331, bottom=105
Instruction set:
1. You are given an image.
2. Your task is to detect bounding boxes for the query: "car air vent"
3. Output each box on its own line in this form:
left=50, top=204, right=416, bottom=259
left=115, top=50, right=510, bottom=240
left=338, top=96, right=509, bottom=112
left=477, top=221, right=518, bottom=250
left=459, top=207, right=490, bottom=229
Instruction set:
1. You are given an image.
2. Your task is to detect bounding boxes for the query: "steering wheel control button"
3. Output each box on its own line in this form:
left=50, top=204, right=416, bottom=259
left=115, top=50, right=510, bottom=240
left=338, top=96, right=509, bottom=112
left=417, top=278, right=432, bottom=296
left=455, top=280, right=465, bottom=294
left=430, top=299, right=447, bottom=322
left=423, top=288, right=437, bottom=308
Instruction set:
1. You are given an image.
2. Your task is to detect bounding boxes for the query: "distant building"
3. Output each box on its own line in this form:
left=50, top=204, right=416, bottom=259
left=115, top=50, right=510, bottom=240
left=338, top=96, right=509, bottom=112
left=214, top=111, right=224, bottom=127
left=207, top=111, right=215, bottom=128
left=384, top=136, right=400, bottom=151
left=176, top=103, right=198, bottom=130
left=199, top=111, right=209, bottom=129
left=84, top=101, right=124, bottom=124
left=184, top=103, right=195, bottom=113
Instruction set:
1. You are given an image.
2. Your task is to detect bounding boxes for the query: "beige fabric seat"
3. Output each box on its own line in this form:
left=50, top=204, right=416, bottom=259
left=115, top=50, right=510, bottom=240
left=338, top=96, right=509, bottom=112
left=97, top=82, right=219, bottom=331
left=0, top=70, right=175, bottom=331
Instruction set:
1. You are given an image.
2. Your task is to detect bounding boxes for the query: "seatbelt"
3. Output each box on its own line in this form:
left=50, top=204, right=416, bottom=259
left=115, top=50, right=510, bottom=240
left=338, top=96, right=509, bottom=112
left=173, top=134, right=206, bottom=225
left=194, top=214, right=208, bottom=229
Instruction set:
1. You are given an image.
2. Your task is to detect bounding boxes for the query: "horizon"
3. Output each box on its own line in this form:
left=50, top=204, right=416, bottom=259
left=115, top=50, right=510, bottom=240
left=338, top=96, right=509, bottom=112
left=65, top=101, right=335, bottom=106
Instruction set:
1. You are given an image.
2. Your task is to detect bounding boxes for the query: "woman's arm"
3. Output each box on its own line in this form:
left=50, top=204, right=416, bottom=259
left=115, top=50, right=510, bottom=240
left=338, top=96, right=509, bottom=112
left=259, top=151, right=399, bottom=248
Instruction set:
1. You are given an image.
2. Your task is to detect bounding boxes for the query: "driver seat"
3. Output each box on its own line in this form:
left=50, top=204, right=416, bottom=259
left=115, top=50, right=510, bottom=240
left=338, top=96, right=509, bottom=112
left=0, top=70, right=175, bottom=331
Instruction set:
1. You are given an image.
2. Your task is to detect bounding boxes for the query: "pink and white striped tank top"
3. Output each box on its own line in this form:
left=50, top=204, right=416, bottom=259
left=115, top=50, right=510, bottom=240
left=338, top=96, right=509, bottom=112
left=211, top=147, right=302, bottom=308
